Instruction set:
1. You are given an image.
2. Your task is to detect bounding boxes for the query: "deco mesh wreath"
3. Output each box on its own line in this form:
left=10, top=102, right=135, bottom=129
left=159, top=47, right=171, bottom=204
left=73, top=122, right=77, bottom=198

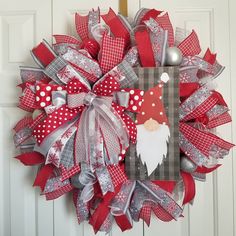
left=13, top=8, right=234, bottom=233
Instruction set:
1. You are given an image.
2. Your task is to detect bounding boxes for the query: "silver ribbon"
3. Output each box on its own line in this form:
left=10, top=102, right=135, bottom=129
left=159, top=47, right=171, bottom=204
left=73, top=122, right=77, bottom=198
left=44, top=90, right=67, bottom=114
left=75, top=189, right=90, bottom=223
left=110, top=181, right=136, bottom=216
left=113, top=91, right=130, bottom=108
left=14, top=127, right=32, bottom=147
left=79, top=164, right=97, bottom=202
left=71, top=164, right=96, bottom=202
left=96, top=166, right=114, bottom=196
left=179, top=132, right=208, bottom=166
left=110, top=180, right=183, bottom=221
left=72, top=163, right=115, bottom=202
left=179, top=85, right=213, bottom=121
left=68, top=91, right=129, bottom=170
left=52, top=91, right=67, bottom=106
left=209, top=144, right=229, bottom=159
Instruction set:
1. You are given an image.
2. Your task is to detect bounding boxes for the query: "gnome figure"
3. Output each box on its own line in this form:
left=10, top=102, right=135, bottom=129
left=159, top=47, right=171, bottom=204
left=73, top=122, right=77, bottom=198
left=136, top=82, right=170, bottom=176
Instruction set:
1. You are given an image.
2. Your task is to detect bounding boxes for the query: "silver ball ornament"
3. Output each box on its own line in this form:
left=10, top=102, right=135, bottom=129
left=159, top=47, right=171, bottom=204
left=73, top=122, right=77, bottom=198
left=180, top=156, right=197, bottom=173
left=165, top=47, right=183, bottom=66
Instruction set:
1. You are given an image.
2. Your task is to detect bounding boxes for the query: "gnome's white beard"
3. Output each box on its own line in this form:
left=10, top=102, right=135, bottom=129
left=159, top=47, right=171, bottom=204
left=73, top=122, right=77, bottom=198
left=136, top=124, right=170, bottom=176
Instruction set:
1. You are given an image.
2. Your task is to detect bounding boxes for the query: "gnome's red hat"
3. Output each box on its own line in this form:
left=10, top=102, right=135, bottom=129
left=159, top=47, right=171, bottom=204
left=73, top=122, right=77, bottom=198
left=136, top=83, right=169, bottom=125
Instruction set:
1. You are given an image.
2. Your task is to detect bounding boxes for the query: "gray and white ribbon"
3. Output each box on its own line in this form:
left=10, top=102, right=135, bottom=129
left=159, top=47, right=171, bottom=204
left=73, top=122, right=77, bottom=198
left=67, top=91, right=129, bottom=170
left=110, top=180, right=183, bottom=221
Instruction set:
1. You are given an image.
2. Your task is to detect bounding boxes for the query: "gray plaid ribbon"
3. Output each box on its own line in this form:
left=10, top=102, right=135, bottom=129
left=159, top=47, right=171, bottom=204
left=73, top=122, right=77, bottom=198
left=118, top=60, right=139, bottom=88
left=20, top=67, right=45, bottom=83
left=31, top=40, right=89, bottom=85
left=44, top=57, right=67, bottom=84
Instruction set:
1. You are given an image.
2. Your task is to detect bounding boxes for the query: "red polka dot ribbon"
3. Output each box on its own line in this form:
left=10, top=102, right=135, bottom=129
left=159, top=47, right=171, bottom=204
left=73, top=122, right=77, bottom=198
left=33, top=75, right=144, bottom=155
left=35, top=83, right=64, bottom=108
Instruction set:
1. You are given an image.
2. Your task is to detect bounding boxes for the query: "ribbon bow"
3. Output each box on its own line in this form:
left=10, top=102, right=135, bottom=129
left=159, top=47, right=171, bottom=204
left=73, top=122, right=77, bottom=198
left=67, top=89, right=129, bottom=170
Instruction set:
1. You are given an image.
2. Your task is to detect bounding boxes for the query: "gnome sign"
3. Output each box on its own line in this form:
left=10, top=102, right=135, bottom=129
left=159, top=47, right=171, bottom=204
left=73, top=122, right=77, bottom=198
left=136, top=79, right=170, bottom=176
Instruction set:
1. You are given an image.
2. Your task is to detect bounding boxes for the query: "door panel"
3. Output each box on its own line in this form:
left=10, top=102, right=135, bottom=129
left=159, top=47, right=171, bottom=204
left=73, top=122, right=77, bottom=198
left=0, top=1, right=52, bottom=236
left=0, top=0, right=52, bottom=105
left=229, top=1, right=236, bottom=235
left=0, top=107, right=54, bottom=236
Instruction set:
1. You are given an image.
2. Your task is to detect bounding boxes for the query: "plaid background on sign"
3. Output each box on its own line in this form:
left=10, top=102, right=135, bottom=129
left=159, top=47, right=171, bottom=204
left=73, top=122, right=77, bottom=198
left=125, top=67, right=180, bottom=180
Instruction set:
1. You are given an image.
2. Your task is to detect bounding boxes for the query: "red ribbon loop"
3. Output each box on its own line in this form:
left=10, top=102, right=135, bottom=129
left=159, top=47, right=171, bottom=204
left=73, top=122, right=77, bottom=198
left=115, top=215, right=132, bottom=232
left=135, top=28, right=156, bottom=67
left=181, top=171, right=195, bottom=205
left=101, top=8, right=130, bottom=47
left=15, top=152, right=45, bottom=166
left=178, top=30, right=201, bottom=56
left=33, top=164, right=54, bottom=191
left=89, top=184, right=122, bottom=233
left=32, top=41, right=56, bottom=67
left=139, top=9, right=162, bottom=24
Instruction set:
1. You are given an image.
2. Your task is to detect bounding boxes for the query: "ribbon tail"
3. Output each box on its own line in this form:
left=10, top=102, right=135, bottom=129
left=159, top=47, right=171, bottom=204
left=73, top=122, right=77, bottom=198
left=31, top=40, right=57, bottom=67
left=156, top=12, right=174, bottom=47
left=203, top=48, right=217, bottom=65
left=89, top=184, right=122, bottom=233
left=152, top=204, right=177, bottom=222
left=181, top=171, right=196, bottom=205
left=73, top=189, right=90, bottom=223
left=33, top=164, right=54, bottom=191
left=137, top=181, right=183, bottom=219
left=100, top=118, right=121, bottom=165
left=178, top=30, right=201, bottom=56
left=43, top=177, right=73, bottom=200
left=101, top=8, right=130, bottom=47
left=139, top=203, right=152, bottom=226
left=53, top=34, right=81, bottom=45
left=75, top=13, right=89, bottom=40
left=115, top=213, right=133, bottom=232
left=196, top=164, right=221, bottom=174
left=135, top=28, right=156, bottom=67
left=75, top=108, right=89, bottom=165
left=15, top=152, right=45, bottom=166
left=96, top=166, right=114, bottom=196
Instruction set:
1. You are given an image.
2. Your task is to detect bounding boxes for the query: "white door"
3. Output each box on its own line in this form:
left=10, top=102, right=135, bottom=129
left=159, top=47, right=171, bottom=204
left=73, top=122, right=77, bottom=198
left=0, top=0, right=235, bottom=236
left=0, top=1, right=53, bottom=236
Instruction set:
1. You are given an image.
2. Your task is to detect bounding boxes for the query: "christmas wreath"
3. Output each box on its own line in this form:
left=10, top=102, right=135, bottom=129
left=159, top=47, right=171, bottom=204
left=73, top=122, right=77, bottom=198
left=13, top=8, right=234, bottom=233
